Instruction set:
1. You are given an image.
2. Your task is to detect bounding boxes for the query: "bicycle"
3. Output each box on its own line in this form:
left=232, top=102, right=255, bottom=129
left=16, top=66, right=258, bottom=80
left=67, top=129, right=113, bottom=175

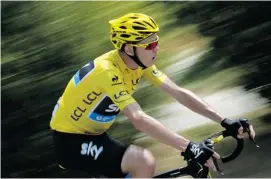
left=57, top=124, right=258, bottom=178
left=153, top=126, right=259, bottom=178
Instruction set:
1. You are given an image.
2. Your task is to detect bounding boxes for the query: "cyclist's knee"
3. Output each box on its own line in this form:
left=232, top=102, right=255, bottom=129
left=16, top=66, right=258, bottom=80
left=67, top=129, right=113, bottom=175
left=141, top=148, right=156, bottom=170
left=121, top=145, right=156, bottom=176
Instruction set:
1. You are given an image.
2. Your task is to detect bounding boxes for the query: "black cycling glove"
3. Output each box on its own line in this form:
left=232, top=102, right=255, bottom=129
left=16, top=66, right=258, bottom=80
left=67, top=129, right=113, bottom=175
left=182, top=139, right=214, bottom=165
left=221, top=118, right=250, bottom=136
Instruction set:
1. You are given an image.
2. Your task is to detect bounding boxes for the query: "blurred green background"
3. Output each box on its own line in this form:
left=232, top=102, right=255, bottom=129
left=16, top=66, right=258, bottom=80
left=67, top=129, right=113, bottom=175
left=2, top=1, right=271, bottom=177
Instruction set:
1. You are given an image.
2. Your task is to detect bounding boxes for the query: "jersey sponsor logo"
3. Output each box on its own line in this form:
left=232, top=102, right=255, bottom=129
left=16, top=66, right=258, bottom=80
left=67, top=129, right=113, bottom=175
left=114, top=90, right=128, bottom=99
left=88, top=96, right=120, bottom=123
left=190, top=144, right=203, bottom=159
left=131, top=78, right=140, bottom=86
left=74, top=61, right=95, bottom=85
left=105, top=104, right=119, bottom=112
left=89, top=112, right=116, bottom=123
left=71, top=107, right=86, bottom=121
left=81, top=141, right=103, bottom=160
left=112, top=75, right=118, bottom=83
left=111, top=75, right=123, bottom=86
left=82, top=91, right=102, bottom=105
left=131, top=78, right=140, bottom=90
left=152, top=69, right=162, bottom=77
left=113, top=90, right=131, bottom=103
left=70, top=91, right=102, bottom=121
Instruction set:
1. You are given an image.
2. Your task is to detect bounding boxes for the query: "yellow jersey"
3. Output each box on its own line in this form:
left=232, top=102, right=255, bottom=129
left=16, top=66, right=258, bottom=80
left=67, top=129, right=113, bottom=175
left=50, top=49, right=167, bottom=135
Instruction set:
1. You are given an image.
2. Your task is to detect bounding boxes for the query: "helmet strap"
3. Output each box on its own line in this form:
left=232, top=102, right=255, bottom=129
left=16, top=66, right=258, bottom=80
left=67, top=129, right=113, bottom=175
left=126, top=47, right=147, bottom=69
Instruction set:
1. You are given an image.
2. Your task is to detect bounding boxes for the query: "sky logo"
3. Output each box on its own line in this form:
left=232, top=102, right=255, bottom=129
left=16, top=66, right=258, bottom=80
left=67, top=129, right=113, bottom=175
left=89, top=112, right=116, bottom=123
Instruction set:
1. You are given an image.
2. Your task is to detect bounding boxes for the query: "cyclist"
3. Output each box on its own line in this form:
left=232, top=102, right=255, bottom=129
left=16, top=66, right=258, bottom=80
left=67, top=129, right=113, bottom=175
left=50, top=13, right=256, bottom=178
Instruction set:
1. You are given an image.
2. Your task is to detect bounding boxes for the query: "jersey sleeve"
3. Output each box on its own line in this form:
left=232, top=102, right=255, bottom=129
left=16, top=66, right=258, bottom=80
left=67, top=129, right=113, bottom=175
left=97, top=69, right=136, bottom=111
left=143, top=64, right=167, bottom=86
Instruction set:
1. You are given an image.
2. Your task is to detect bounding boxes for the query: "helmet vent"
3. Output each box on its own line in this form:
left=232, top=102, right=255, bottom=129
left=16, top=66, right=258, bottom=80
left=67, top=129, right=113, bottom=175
left=143, top=21, right=154, bottom=29
left=112, top=40, right=117, bottom=44
left=135, top=37, right=144, bottom=40
left=134, top=22, right=144, bottom=26
left=120, top=34, right=131, bottom=38
left=121, top=21, right=127, bottom=23
left=138, top=32, right=152, bottom=35
left=112, top=33, right=116, bottom=37
left=132, top=26, right=147, bottom=30
left=149, top=17, right=157, bottom=27
left=119, top=26, right=127, bottom=29
left=129, top=17, right=138, bottom=19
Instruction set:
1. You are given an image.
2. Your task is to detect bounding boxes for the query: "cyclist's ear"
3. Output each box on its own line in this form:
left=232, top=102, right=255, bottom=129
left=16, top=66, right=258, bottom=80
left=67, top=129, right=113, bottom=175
left=124, top=45, right=134, bottom=56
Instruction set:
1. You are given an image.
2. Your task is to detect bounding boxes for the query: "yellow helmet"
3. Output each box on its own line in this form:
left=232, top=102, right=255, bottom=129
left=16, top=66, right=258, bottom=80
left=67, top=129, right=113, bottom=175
left=109, top=13, right=159, bottom=50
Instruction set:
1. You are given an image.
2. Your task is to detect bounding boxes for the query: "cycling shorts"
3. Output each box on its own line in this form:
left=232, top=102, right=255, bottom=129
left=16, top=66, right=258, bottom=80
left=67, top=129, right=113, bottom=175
left=52, top=130, right=129, bottom=178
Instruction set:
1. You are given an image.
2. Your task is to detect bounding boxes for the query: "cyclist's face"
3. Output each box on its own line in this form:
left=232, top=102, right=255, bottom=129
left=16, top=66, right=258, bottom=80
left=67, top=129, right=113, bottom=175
left=135, top=33, right=159, bottom=67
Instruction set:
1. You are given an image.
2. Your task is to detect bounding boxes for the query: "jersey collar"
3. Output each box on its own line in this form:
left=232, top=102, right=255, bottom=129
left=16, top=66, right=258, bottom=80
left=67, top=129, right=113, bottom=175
left=113, top=50, right=140, bottom=73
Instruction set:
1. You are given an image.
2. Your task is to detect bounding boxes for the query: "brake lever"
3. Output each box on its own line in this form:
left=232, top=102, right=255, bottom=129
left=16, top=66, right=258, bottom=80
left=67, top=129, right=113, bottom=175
left=246, top=126, right=260, bottom=148
left=240, top=119, right=260, bottom=148
left=212, top=124, right=259, bottom=176
left=212, top=156, right=224, bottom=176
left=212, top=123, right=259, bottom=176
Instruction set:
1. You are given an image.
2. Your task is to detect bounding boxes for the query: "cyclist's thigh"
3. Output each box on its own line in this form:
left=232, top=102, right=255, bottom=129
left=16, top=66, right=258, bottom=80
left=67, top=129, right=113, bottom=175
left=52, top=130, right=129, bottom=178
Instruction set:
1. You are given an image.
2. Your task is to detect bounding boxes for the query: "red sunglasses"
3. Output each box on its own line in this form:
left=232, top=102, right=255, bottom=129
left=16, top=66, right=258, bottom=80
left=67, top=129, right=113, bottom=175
left=130, top=37, right=159, bottom=50
left=145, top=40, right=159, bottom=50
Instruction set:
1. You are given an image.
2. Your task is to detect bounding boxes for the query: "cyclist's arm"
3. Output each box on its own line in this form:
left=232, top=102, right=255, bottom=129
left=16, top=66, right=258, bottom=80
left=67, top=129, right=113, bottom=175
left=98, top=67, right=190, bottom=152
left=159, top=77, right=224, bottom=123
left=123, top=102, right=190, bottom=151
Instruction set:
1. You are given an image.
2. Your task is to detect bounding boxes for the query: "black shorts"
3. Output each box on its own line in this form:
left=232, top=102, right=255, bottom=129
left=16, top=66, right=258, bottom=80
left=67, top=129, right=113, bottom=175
left=52, top=130, right=129, bottom=178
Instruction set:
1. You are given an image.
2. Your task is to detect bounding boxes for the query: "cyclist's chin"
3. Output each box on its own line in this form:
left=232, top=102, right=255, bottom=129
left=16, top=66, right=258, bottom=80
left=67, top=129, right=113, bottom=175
left=143, top=58, right=155, bottom=67
left=144, top=62, right=154, bottom=68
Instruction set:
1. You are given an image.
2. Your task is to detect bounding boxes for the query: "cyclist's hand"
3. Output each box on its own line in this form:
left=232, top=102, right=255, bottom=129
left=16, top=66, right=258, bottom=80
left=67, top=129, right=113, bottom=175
left=182, top=139, right=220, bottom=170
left=221, top=118, right=256, bottom=140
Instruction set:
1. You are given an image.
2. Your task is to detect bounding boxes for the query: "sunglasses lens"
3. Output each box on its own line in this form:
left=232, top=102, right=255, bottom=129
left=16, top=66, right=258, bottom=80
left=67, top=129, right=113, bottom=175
left=146, top=41, right=158, bottom=50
